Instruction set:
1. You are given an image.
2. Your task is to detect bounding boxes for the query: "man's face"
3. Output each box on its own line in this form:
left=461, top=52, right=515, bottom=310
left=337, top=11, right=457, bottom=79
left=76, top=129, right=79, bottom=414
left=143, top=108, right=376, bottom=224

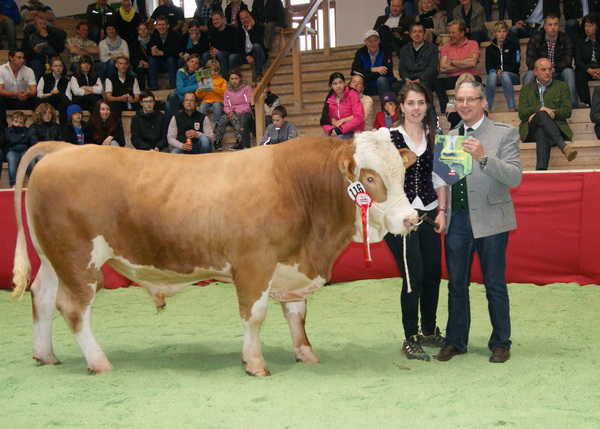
left=349, top=75, right=365, bottom=92
left=116, top=58, right=129, bottom=73
left=390, top=0, right=403, bottom=17
left=155, top=19, right=169, bottom=35
left=456, top=85, right=485, bottom=126
left=544, top=18, right=560, bottom=37
left=271, top=114, right=285, bottom=128
left=10, top=52, right=25, bottom=69
left=212, top=14, right=225, bottom=29
left=239, top=11, right=253, bottom=28
left=534, top=59, right=554, bottom=84
left=77, top=25, right=90, bottom=39
left=410, top=26, right=425, bottom=44
left=449, top=24, right=464, bottom=44
left=365, top=36, right=380, bottom=53
left=460, top=0, right=471, bottom=6
left=494, top=27, right=508, bottom=42
left=183, top=94, right=197, bottom=112
left=141, top=97, right=155, bottom=112
left=585, top=20, right=598, bottom=37
left=35, top=19, right=46, bottom=33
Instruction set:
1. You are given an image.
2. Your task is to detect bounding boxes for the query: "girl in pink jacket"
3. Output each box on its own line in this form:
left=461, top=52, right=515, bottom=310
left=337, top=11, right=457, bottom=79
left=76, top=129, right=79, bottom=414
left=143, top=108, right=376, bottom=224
left=320, top=72, right=365, bottom=139
left=214, top=69, right=254, bottom=151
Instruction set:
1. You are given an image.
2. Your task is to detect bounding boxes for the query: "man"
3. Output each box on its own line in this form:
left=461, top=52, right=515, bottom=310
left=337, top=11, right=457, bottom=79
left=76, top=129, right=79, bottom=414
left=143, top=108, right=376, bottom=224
left=202, top=10, right=244, bottom=78
left=131, top=90, right=168, bottom=152
left=435, top=81, right=522, bottom=364
left=452, top=0, right=488, bottom=44
left=373, top=0, right=414, bottom=55
left=396, top=22, right=439, bottom=92
left=167, top=91, right=214, bottom=154
left=523, top=13, right=579, bottom=109
left=0, top=49, right=38, bottom=127
left=433, top=21, right=481, bottom=113
left=564, top=0, right=600, bottom=44
left=147, top=15, right=180, bottom=90
left=591, top=85, right=600, bottom=138
left=86, top=0, right=116, bottom=43
left=238, top=9, right=266, bottom=81
left=129, top=22, right=151, bottom=91
left=105, top=55, right=141, bottom=114
left=21, top=16, right=64, bottom=81
left=0, top=0, right=20, bottom=50
left=66, top=22, right=104, bottom=77
left=519, top=58, right=578, bottom=170
left=149, top=0, right=184, bottom=34
left=20, top=0, right=66, bottom=41
left=351, top=30, right=395, bottom=100
left=251, top=0, right=286, bottom=51
left=508, top=0, right=560, bottom=42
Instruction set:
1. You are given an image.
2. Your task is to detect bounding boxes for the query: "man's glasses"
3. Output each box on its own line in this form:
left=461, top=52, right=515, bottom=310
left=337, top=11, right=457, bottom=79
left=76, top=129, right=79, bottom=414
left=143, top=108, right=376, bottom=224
left=456, top=96, right=483, bottom=104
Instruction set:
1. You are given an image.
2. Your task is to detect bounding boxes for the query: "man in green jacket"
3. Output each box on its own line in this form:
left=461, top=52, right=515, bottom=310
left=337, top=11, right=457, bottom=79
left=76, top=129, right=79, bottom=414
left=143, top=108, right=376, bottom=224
left=519, top=58, right=578, bottom=170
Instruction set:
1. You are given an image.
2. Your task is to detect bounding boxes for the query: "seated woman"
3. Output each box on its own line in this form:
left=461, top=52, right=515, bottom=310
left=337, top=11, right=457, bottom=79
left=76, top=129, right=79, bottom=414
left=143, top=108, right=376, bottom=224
left=85, top=99, right=126, bottom=146
left=98, top=23, right=130, bottom=80
left=348, top=73, right=373, bottom=131
left=178, top=20, right=209, bottom=68
left=70, top=55, right=104, bottom=115
left=29, top=103, right=63, bottom=144
left=415, top=0, right=448, bottom=44
left=213, top=69, right=253, bottom=151
left=165, top=53, right=203, bottom=122
left=320, top=72, right=364, bottom=139
left=37, top=57, right=72, bottom=125
left=114, top=0, right=145, bottom=44
left=575, top=13, right=600, bottom=107
left=197, top=59, right=227, bottom=125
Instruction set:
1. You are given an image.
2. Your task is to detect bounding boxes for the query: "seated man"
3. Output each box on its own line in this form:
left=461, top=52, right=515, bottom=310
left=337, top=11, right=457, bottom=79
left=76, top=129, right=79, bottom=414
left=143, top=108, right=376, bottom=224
left=250, top=0, right=286, bottom=52
left=0, top=0, right=20, bottom=50
left=574, top=14, right=600, bottom=107
left=238, top=9, right=267, bottom=81
left=591, top=85, right=600, bottom=138
left=351, top=30, right=395, bottom=99
left=86, top=0, right=116, bottom=44
left=396, top=22, right=439, bottom=92
left=0, top=49, right=38, bottom=127
left=202, top=10, right=244, bottom=78
left=519, top=58, right=578, bottom=170
left=149, top=0, right=184, bottom=34
left=20, top=0, right=66, bottom=41
left=433, top=20, right=481, bottom=113
left=105, top=55, right=141, bottom=114
left=21, top=16, right=64, bottom=81
left=452, top=0, right=488, bottom=44
left=66, top=22, right=105, bottom=77
left=167, top=91, right=214, bottom=154
left=131, top=90, right=168, bottom=151
left=374, top=0, right=414, bottom=55
left=523, top=13, right=579, bottom=109
left=508, top=0, right=560, bottom=43
left=147, top=15, right=181, bottom=90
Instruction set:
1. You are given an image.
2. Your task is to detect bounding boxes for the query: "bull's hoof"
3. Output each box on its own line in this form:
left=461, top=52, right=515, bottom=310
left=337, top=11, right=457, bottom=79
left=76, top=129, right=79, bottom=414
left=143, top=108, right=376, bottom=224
left=245, top=367, right=271, bottom=376
left=33, top=354, right=61, bottom=366
left=87, top=362, right=114, bottom=375
left=294, top=346, right=320, bottom=364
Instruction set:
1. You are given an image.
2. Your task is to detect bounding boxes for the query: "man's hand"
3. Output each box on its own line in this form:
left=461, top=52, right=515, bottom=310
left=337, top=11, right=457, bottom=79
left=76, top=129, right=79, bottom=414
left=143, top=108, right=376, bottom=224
left=515, top=20, right=524, bottom=29
left=246, top=55, right=254, bottom=65
left=371, top=66, right=388, bottom=75
left=539, top=106, right=555, bottom=119
left=209, top=47, right=219, bottom=57
left=461, top=136, right=486, bottom=162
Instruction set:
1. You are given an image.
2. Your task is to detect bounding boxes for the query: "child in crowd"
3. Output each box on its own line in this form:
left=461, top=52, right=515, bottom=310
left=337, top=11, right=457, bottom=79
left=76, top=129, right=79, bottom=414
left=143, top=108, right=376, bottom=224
left=29, top=103, right=62, bottom=144
left=485, top=20, right=520, bottom=112
left=374, top=92, right=399, bottom=129
left=197, top=59, right=227, bottom=125
left=263, top=81, right=280, bottom=126
left=37, top=57, right=72, bottom=125
left=260, top=105, right=298, bottom=145
left=4, top=111, right=32, bottom=188
left=214, top=69, right=253, bottom=151
left=320, top=72, right=364, bottom=139
left=62, top=105, right=88, bottom=145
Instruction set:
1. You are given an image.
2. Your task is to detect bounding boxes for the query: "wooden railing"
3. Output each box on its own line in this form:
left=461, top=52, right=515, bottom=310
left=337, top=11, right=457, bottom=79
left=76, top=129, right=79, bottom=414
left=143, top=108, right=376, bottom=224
left=252, top=0, right=332, bottom=139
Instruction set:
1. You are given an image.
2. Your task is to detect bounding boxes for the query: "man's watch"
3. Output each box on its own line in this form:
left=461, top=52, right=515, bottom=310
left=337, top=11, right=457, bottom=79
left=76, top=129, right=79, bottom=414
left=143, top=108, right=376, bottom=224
left=480, top=155, right=488, bottom=166
left=450, top=59, right=455, bottom=66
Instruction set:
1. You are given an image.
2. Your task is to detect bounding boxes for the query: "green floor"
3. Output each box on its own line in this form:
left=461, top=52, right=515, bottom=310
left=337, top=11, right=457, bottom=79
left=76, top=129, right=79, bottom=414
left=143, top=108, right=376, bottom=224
left=2, top=279, right=599, bottom=428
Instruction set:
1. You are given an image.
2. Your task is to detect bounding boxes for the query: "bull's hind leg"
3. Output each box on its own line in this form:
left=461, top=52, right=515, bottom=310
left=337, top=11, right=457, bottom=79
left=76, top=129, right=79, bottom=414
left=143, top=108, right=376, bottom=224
left=55, top=270, right=113, bottom=374
left=281, top=301, right=319, bottom=364
left=30, top=256, right=61, bottom=366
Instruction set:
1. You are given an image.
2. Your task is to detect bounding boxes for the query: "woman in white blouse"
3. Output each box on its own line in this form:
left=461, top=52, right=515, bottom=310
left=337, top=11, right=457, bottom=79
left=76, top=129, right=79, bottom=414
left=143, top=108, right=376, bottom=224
left=70, top=55, right=104, bottom=115
left=98, top=23, right=130, bottom=80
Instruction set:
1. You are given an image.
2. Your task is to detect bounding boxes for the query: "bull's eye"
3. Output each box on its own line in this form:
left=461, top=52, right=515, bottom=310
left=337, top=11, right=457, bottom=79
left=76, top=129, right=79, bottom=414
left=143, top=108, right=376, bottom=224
left=367, top=177, right=374, bottom=182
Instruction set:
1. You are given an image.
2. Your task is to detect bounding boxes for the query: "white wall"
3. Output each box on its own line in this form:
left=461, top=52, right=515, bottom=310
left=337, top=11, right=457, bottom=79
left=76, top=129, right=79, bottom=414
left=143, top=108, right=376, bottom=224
left=335, top=0, right=387, bottom=47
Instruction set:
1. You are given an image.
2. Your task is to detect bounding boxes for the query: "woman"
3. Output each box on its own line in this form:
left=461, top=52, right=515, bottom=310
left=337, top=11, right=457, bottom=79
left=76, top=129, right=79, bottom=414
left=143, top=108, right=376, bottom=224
left=99, top=23, right=130, bottom=80
left=178, top=20, right=209, bottom=67
left=224, top=0, right=248, bottom=27
left=29, top=103, right=62, bottom=144
left=386, top=82, right=447, bottom=362
left=348, top=74, right=373, bottom=131
left=114, top=0, right=145, bottom=43
left=575, top=13, right=600, bottom=106
left=213, top=69, right=253, bottom=151
left=85, top=100, right=126, bottom=146
left=37, top=57, right=72, bottom=125
left=70, top=55, right=104, bottom=115
left=165, top=53, right=203, bottom=121
left=415, top=0, right=448, bottom=44
left=320, top=72, right=364, bottom=139
left=197, top=59, right=227, bottom=125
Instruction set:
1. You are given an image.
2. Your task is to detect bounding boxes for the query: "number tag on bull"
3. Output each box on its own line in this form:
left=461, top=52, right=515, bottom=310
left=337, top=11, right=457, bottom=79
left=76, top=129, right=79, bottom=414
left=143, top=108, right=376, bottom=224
left=347, top=181, right=373, bottom=262
left=348, top=181, right=367, bottom=203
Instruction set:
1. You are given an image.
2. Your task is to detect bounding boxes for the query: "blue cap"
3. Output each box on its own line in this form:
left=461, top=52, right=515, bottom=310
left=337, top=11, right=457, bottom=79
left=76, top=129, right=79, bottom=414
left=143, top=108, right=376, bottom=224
left=67, top=104, right=83, bottom=119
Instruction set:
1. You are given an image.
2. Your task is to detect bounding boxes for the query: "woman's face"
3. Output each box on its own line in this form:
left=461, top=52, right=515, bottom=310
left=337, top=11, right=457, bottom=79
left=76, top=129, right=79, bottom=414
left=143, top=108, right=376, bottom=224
left=81, top=62, right=91, bottom=73
left=51, top=61, right=63, bottom=75
left=187, top=57, right=201, bottom=72
left=106, top=26, right=117, bottom=38
left=400, top=90, right=427, bottom=125
left=331, top=77, right=345, bottom=95
left=421, top=0, right=434, bottom=12
left=120, top=1, right=132, bottom=11
left=229, top=73, right=240, bottom=87
left=585, top=21, right=598, bottom=37
left=100, top=103, right=111, bottom=121
left=42, top=108, right=53, bottom=123
left=188, top=26, right=200, bottom=38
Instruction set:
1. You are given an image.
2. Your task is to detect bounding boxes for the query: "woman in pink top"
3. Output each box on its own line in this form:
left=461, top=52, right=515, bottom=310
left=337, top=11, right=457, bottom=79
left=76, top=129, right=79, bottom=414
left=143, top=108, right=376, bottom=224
left=214, top=68, right=254, bottom=151
left=319, top=72, right=364, bottom=139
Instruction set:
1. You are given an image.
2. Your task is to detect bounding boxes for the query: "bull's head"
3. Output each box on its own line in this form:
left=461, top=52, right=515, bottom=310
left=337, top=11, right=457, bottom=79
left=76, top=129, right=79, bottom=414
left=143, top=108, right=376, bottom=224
left=339, top=128, right=420, bottom=244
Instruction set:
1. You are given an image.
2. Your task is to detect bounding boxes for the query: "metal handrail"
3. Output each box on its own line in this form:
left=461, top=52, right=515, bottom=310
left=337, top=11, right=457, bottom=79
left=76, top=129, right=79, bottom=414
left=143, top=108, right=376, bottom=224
left=252, top=0, right=329, bottom=140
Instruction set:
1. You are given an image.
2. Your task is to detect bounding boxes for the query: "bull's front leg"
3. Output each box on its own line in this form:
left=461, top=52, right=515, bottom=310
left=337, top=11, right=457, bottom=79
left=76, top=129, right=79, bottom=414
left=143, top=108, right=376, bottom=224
left=238, top=287, right=271, bottom=376
left=281, top=300, right=319, bottom=364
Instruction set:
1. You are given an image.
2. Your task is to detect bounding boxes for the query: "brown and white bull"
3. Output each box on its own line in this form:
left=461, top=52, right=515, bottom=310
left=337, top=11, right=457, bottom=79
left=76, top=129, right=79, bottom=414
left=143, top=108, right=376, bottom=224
left=12, top=129, right=419, bottom=376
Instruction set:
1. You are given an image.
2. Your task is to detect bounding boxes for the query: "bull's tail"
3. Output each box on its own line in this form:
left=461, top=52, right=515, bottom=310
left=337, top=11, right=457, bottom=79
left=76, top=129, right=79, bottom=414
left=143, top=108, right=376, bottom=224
left=11, top=142, right=73, bottom=299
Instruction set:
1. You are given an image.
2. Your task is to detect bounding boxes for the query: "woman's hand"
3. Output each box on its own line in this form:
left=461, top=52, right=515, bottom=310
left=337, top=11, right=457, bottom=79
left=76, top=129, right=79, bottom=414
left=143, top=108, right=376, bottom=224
left=102, top=136, right=114, bottom=146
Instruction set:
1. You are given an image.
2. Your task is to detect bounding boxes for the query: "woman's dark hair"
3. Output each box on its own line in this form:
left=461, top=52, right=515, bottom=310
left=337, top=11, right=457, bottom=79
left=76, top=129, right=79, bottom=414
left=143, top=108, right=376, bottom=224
left=320, top=72, right=346, bottom=126
left=76, top=55, right=97, bottom=80
left=394, top=82, right=437, bottom=151
left=187, top=19, right=200, bottom=30
left=581, top=13, right=600, bottom=38
left=88, top=99, right=119, bottom=143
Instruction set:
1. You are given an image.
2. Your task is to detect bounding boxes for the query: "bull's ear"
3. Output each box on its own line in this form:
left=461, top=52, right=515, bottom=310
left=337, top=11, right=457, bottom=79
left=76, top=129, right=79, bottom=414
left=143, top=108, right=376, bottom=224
left=399, top=148, right=417, bottom=169
left=338, top=153, right=357, bottom=182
